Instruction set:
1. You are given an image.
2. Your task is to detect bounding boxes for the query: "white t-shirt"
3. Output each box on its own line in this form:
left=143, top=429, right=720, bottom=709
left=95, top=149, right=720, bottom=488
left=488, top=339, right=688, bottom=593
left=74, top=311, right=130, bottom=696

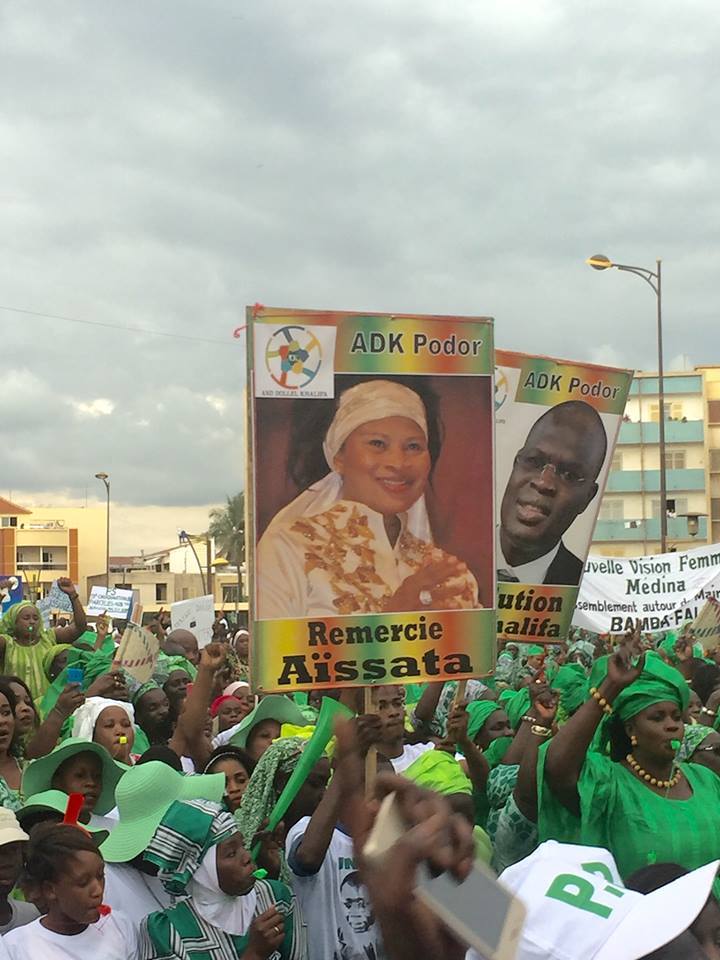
left=103, top=863, right=172, bottom=928
left=389, top=741, right=434, bottom=773
left=286, top=817, right=384, bottom=960
left=4, top=911, right=138, bottom=959
left=0, top=899, right=39, bottom=935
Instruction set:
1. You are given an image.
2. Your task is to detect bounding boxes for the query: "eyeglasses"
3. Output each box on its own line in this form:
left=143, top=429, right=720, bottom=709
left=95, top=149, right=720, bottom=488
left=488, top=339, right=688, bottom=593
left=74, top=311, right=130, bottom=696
left=514, top=452, right=587, bottom=486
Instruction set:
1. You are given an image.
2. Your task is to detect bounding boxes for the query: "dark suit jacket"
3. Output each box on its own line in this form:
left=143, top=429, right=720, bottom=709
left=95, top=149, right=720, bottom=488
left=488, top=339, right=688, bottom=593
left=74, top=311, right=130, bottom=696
left=543, top=541, right=584, bottom=586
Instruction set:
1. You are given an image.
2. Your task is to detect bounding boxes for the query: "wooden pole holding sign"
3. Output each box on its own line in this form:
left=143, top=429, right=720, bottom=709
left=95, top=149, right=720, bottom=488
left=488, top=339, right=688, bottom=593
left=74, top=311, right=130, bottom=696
left=364, top=687, right=377, bottom=798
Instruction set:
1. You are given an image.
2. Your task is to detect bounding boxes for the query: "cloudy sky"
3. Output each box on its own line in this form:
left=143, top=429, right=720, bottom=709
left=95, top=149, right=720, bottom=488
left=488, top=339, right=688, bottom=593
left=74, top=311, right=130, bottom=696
left=3, top=0, right=719, bottom=551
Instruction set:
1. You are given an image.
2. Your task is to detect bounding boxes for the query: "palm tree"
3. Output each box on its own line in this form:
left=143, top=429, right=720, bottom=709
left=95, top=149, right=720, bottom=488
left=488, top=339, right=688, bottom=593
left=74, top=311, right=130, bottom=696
left=208, top=493, right=246, bottom=614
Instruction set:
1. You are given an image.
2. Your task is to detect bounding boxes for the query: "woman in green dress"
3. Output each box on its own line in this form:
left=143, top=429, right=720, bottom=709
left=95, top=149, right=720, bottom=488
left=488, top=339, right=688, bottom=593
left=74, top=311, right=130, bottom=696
left=540, top=646, right=720, bottom=880
left=0, top=579, right=86, bottom=701
left=139, top=797, right=306, bottom=960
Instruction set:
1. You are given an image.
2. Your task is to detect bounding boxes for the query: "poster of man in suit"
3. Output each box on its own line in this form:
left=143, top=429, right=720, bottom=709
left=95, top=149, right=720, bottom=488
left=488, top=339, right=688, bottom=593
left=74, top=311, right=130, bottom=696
left=494, top=351, right=633, bottom=642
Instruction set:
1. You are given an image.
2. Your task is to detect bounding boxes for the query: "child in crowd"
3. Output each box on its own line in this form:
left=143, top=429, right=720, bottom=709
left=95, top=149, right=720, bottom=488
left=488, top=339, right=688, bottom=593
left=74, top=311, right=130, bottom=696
left=4, top=822, right=138, bottom=959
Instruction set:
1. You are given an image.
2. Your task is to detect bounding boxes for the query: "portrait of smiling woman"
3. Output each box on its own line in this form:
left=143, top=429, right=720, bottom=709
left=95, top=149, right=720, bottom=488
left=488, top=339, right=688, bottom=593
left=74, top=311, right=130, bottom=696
left=256, top=376, right=491, bottom=619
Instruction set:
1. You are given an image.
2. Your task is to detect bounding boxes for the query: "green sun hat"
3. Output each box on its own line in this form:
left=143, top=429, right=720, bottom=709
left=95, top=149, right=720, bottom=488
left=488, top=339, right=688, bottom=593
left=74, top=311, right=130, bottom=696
left=21, top=738, right=125, bottom=816
left=100, top=761, right=225, bottom=864
left=228, top=695, right=306, bottom=749
left=18, top=790, right=109, bottom=843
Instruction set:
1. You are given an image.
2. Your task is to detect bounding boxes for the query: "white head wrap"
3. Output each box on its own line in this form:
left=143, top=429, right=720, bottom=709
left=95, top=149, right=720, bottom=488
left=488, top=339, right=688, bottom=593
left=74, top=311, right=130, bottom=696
left=189, top=844, right=258, bottom=935
left=261, top=378, right=434, bottom=543
left=322, top=379, right=428, bottom=469
left=71, top=696, right=135, bottom=742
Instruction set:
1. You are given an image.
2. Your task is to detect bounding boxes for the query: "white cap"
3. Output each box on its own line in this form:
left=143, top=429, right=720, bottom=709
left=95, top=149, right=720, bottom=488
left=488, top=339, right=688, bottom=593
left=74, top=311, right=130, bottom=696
left=0, top=809, right=29, bottom=846
left=497, top=841, right=719, bottom=960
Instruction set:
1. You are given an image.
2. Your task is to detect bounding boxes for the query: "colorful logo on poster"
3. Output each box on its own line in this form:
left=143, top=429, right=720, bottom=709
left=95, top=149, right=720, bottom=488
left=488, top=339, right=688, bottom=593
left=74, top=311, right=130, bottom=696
left=265, top=325, right=323, bottom=390
left=494, top=367, right=508, bottom=411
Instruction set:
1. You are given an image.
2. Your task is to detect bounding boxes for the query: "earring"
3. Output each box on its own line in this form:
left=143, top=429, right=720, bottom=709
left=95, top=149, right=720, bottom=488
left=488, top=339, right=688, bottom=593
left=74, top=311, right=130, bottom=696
left=630, top=734, right=638, bottom=747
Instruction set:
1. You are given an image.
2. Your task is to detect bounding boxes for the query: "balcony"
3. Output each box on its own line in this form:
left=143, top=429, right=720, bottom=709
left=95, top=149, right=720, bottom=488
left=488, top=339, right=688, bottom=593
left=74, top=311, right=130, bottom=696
left=593, top=516, right=709, bottom=542
left=629, top=375, right=702, bottom=396
left=605, top=468, right=706, bottom=493
left=16, top=562, right=68, bottom=571
left=617, top=420, right=704, bottom=444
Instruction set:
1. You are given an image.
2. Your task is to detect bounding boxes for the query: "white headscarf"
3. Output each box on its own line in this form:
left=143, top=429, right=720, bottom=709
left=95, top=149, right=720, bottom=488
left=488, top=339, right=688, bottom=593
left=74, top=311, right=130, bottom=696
left=188, top=845, right=258, bottom=935
left=263, top=379, right=434, bottom=542
left=71, top=696, right=135, bottom=742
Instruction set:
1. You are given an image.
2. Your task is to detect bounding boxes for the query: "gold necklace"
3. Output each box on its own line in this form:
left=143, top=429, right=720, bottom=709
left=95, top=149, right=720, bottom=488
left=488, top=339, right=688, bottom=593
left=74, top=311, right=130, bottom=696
left=626, top=753, right=682, bottom=789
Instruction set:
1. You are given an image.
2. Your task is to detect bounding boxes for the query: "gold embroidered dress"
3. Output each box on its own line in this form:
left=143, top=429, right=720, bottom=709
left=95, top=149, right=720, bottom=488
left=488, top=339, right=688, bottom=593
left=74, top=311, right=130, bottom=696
left=257, top=499, right=478, bottom=618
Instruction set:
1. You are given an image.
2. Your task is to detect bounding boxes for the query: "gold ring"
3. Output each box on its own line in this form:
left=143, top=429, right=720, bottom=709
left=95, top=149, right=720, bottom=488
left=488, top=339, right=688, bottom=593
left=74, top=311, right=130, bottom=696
left=274, top=925, right=280, bottom=935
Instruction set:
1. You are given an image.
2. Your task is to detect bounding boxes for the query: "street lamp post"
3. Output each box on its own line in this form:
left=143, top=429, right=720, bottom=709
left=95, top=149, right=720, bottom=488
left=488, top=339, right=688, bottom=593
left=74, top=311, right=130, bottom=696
left=586, top=255, right=668, bottom=553
left=95, top=473, right=110, bottom=588
left=179, top=531, right=208, bottom=595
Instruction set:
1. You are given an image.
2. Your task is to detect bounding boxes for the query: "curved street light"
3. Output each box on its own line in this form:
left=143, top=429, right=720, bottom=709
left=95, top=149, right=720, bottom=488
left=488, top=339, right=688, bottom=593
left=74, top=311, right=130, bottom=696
left=585, top=255, right=667, bottom=553
left=94, top=473, right=110, bottom=587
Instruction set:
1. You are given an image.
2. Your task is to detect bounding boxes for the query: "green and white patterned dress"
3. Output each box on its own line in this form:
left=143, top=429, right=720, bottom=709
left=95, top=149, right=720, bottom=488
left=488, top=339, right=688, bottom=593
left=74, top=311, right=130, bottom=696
left=140, top=878, right=304, bottom=960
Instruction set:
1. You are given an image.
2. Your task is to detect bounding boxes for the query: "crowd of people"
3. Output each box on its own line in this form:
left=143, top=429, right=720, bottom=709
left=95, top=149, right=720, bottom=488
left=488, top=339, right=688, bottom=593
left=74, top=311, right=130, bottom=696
left=0, top=586, right=719, bottom=958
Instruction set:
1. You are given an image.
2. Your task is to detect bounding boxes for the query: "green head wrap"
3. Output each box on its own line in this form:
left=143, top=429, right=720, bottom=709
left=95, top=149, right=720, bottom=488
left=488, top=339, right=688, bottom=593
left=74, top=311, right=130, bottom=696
left=1, top=600, right=55, bottom=644
left=404, top=749, right=472, bottom=796
left=145, top=798, right=237, bottom=896
left=131, top=680, right=162, bottom=707
left=526, top=645, right=544, bottom=657
left=234, top=737, right=306, bottom=862
left=466, top=701, right=504, bottom=742
left=567, top=639, right=595, bottom=669
left=678, top=723, right=715, bottom=762
left=42, top=643, right=73, bottom=678
left=659, top=633, right=680, bottom=665
left=483, top=735, right=512, bottom=768
left=589, top=652, right=690, bottom=722
left=498, top=689, right=516, bottom=705
left=551, top=663, right=589, bottom=716
left=154, top=654, right=197, bottom=686
left=506, top=687, right=531, bottom=730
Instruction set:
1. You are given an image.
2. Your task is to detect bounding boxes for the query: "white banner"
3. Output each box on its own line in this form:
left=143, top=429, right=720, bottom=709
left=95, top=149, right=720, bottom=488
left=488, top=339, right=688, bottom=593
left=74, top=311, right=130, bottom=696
left=573, top=542, right=720, bottom=634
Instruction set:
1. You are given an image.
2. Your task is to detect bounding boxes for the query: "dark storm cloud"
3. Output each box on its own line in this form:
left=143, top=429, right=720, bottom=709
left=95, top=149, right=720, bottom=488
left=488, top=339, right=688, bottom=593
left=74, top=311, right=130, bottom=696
left=2, top=0, right=719, bottom=505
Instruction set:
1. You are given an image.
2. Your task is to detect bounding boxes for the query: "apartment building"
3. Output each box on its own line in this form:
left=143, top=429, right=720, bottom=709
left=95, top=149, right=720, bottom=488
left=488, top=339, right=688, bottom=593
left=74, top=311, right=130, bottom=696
left=591, top=368, right=720, bottom=556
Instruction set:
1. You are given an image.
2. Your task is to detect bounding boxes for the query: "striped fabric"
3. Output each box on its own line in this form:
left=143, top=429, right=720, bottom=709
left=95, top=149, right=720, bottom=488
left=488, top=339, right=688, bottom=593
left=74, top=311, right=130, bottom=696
left=138, top=878, right=306, bottom=960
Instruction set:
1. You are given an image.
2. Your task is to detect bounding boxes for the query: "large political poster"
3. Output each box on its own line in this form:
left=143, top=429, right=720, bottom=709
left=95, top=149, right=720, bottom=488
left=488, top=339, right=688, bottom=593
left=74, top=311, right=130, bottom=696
left=574, top=542, right=720, bottom=634
left=248, top=305, right=496, bottom=692
left=495, top=351, right=633, bottom=642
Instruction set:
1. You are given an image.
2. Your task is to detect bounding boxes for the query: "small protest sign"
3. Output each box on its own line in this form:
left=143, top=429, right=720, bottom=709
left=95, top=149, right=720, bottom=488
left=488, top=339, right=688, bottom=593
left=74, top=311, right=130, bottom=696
left=170, top=594, right=215, bottom=648
left=44, top=580, right=75, bottom=613
left=0, top=577, right=23, bottom=614
left=690, top=596, right=720, bottom=653
left=114, top=622, right=160, bottom=684
left=87, top=586, right=136, bottom=619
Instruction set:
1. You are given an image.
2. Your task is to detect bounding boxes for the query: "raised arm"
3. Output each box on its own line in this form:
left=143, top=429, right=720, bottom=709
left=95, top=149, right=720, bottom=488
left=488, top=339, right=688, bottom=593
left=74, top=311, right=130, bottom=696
left=543, top=646, right=644, bottom=814
left=53, top=578, right=87, bottom=643
left=171, top=642, right=226, bottom=769
left=513, top=691, right=559, bottom=822
left=444, top=706, right=489, bottom=793
left=25, top=683, right=86, bottom=759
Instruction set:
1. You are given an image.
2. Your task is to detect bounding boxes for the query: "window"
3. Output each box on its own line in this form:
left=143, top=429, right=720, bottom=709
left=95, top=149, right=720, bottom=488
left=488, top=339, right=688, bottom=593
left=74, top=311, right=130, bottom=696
left=611, top=451, right=623, bottom=471
left=599, top=499, right=624, bottom=521
left=1, top=517, right=17, bottom=527
left=664, top=450, right=686, bottom=470
left=712, top=499, right=720, bottom=521
left=42, top=551, right=53, bottom=565
left=181, top=588, right=189, bottom=600
left=710, top=449, right=720, bottom=472
left=155, top=583, right=167, bottom=602
left=222, top=584, right=241, bottom=604
left=709, top=401, right=720, bottom=424
left=652, top=497, right=688, bottom=519
left=650, top=401, right=684, bottom=422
